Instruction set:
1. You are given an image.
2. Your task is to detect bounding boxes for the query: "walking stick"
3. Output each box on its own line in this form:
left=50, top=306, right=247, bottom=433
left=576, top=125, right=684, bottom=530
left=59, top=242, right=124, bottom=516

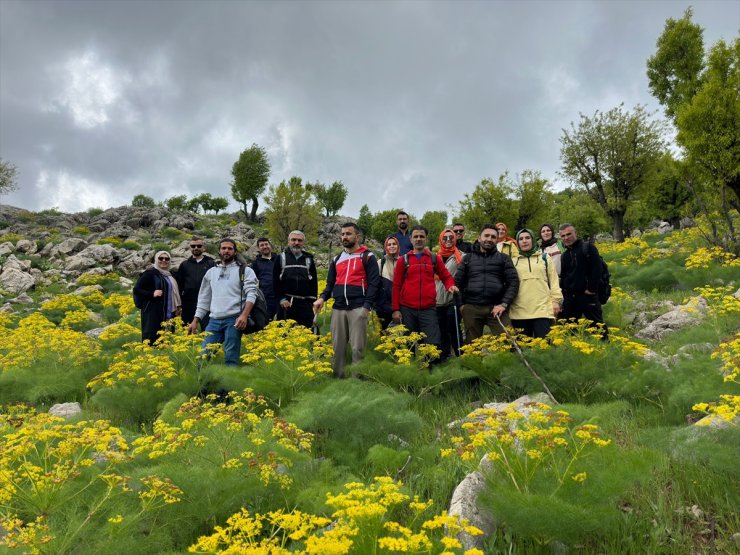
left=452, top=292, right=462, bottom=355
left=495, top=314, right=558, bottom=405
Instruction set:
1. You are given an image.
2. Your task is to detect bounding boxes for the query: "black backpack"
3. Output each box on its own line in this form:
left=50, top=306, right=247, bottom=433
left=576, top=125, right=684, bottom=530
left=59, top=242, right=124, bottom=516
left=239, top=264, right=270, bottom=333
left=581, top=243, right=611, bottom=304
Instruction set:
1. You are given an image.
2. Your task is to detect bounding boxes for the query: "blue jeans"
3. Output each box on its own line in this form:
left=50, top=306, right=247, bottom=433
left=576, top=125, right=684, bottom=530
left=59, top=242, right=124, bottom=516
left=202, top=315, right=243, bottom=366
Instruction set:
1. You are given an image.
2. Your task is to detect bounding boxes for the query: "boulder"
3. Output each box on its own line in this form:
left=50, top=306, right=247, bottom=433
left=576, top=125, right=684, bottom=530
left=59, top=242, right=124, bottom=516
left=0, top=302, right=13, bottom=313
left=50, top=238, right=88, bottom=257
left=0, top=268, right=35, bottom=294
left=14, top=239, right=37, bottom=254
left=64, top=244, right=119, bottom=271
left=0, top=242, right=14, bottom=256
left=657, top=221, right=673, bottom=234
left=38, top=241, right=54, bottom=257
left=2, top=255, right=31, bottom=273
left=635, top=297, right=708, bottom=341
left=117, top=251, right=149, bottom=275
left=49, top=402, right=82, bottom=418
left=9, top=293, right=34, bottom=305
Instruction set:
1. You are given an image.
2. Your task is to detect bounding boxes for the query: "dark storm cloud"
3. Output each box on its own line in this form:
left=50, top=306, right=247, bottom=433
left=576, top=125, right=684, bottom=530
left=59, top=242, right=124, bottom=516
left=0, top=0, right=737, bottom=216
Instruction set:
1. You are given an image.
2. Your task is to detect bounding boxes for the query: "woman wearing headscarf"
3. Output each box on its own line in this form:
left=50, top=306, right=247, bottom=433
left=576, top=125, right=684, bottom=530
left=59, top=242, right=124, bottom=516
left=375, top=236, right=400, bottom=330
left=435, top=228, right=464, bottom=361
left=133, top=250, right=182, bottom=344
left=509, top=229, right=562, bottom=338
left=538, top=223, right=565, bottom=276
left=495, top=222, right=519, bottom=258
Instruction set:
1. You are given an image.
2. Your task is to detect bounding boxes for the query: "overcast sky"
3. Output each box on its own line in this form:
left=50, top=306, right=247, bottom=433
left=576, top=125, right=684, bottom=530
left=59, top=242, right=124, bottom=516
left=0, top=0, right=737, bottom=217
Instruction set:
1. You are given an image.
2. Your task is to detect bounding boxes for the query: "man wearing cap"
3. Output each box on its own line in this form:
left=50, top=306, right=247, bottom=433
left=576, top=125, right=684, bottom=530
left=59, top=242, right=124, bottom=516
left=175, top=237, right=216, bottom=331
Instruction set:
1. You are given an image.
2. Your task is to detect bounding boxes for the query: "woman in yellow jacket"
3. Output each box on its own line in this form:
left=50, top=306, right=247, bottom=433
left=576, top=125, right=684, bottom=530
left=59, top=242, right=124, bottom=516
left=509, top=229, right=563, bottom=338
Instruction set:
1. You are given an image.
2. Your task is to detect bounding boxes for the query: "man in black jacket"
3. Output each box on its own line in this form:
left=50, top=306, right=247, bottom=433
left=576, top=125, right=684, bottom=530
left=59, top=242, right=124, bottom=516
left=175, top=237, right=216, bottom=330
left=250, top=237, right=278, bottom=320
left=273, top=230, right=318, bottom=328
left=559, top=224, right=608, bottom=339
left=455, top=224, right=519, bottom=341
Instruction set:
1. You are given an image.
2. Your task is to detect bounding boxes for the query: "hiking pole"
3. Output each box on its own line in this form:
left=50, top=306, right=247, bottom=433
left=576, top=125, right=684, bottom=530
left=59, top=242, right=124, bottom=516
left=452, top=292, right=462, bottom=355
left=495, top=314, right=558, bottom=405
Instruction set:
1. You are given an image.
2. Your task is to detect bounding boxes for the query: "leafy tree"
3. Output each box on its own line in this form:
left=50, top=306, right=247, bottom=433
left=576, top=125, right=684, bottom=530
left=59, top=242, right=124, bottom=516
left=419, top=210, right=448, bottom=240
left=456, top=176, right=516, bottom=235
left=648, top=9, right=739, bottom=252
left=209, top=196, right=229, bottom=215
left=357, top=204, right=375, bottom=239
left=264, top=176, right=322, bottom=246
left=131, top=194, right=156, bottom=208
left=0, top=160, right=18, bottom=195
left=187, top=193, right=211, bottom=213
left=560, top=104, right=666, bottom=241
left=164, top=194, right=189, bottom=212
left=544, top=188, right=610, bottom=240
left=643, top=154, right=692, bottom=229
left=231, top=144, right=270, bottom=222
left=510, top=170, right=553, bottom=231
left=370, top=208, right=410, bottom=243
left=311, top=180, right=348, bottom=217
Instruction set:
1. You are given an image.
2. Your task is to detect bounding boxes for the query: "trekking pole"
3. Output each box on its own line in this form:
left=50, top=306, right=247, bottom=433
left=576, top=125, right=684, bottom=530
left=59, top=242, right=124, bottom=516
left=452, top=292, right=462, bottom=355
left=495, top=314, right=558, bottom=405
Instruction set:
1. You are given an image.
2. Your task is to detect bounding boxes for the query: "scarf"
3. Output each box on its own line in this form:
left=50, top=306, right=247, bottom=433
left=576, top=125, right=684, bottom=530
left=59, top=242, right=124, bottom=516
left=515, top=228, right=539, bottom=257
left=539, top=223, right=557, bottom=248
left=438, top=228, right=462, bottom=264
left=382, top=236, right=399, bottom=280
left=496, top=222, right=516, bottom=244
left=153, top=250, right=182, bottom=317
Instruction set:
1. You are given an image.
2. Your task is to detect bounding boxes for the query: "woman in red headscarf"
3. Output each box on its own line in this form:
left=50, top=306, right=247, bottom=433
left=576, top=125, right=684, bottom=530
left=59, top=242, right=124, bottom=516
left=435, top=228, right=464, bottom=361
left=495, top=222, right=519, bottom=258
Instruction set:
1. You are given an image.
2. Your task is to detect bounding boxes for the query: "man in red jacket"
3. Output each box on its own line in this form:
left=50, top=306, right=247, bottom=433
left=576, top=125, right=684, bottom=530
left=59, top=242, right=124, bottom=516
left=392, top=225, right=458, bottom=354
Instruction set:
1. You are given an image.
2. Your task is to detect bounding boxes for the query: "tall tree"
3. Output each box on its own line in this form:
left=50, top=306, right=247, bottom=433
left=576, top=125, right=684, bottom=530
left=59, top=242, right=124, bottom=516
left=370, top=208, right=410, bottom=243
left=0, top=159, right=18, bottom=196
left=456, top=176, right=516, bottom=234
left=419, top=210, right=448, bottom=240
left=165, top=194, right=189, bottom=212
left=132, top=194, right=156, bottom=208
left=310, top=180, right=349, bottom=217
left=357, top=204, right=375, bottom=239
left=264, top=176, right=322, bottom=246
left=510, top=170, right=553, bottom=231
left=231, top=144, right=270, bottom=222
left=560, top=104, right=666, bottom=241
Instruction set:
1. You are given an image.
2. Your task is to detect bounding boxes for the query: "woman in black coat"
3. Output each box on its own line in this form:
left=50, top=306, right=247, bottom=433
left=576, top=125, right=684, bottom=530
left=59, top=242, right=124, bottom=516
left=133, top=251, right=182, bottom=344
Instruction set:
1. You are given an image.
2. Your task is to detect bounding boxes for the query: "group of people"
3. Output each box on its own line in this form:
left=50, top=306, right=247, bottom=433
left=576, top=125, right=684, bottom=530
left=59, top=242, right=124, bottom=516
left=134, top=211, right=607, bottom=377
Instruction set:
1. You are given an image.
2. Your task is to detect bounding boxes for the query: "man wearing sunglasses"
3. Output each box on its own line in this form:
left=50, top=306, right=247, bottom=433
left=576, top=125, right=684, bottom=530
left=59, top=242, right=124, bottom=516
left=452, top=223, right=472, bottom=254
left=175, top=237, right=216, bottom=331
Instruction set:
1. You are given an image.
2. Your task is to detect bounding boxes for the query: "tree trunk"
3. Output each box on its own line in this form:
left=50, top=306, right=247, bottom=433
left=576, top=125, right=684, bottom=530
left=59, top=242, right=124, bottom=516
left=611, top=211, right=626, bottom=242
left=249, top=197, right=259, bottom=222
left=240, top=201, right=249, bottom=221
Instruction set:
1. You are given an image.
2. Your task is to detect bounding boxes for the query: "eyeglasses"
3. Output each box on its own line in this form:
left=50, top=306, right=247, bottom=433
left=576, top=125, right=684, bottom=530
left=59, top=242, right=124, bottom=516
left=158, top=257, right=170, bottom=261
left=442, top=235, right=454, bottom=241
left=190, top=244, right=204, bottom=249
left=453, top=229, right=464, bottom=234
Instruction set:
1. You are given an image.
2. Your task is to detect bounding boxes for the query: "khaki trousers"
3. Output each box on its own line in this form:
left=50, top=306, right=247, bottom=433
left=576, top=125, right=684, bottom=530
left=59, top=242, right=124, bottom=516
left=461, top=304, right=510, bottom=342
left=330, top=307, right=369, bottom=378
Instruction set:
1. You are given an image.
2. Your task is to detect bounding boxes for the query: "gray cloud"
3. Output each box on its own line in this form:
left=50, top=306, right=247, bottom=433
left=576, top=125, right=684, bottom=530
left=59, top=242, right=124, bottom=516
left=1, top=0, right=737, bottom=217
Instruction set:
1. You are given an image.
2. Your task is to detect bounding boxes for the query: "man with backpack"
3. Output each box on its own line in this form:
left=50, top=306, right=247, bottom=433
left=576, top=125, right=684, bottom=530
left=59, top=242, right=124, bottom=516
left=314, top=222, right=380, bottom=378
left=175, top=236, right=216, bottom=331
left=273, top=230, right=318, bottom=329
left=558, top=224, right=609, bottom=340
left=187, top=238, right=259, bottom=366
left=392, top=225, right=458, bottom=356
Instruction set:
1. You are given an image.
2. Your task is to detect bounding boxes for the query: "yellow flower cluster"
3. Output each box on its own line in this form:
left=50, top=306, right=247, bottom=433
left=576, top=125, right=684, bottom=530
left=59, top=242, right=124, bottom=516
left=240, top=320, right=333, bottom=378
left=443, top=403, right=611, bottom=493
left=685, top=246, right=740, bottom=269
left=76, top=272, right=120, bottom=286
left=132, top=391, right=312, bottom=488
left=0, top=312, right=101, bottom=370
left=0, top=515, right=53, bottom=553
left=40, top=293, right=87, bottom=312
left=190, top=476, right=483, bottom=555
left=460, top=319, right=646, bottom=359
left=713, top=334, right=739, bottom=384
left=689, top=285, right=740, bottom=316
left=98, top=321, right=141, bottom=342
left=0, top=406, right=129, bottom=509
left=316, top=279, right=335, bottom=312
left=374, top=325, right=441, bottom=368
left=87, top=341, right=178, bottom=390
left=103, top=291, right=137, bottom=316
left=692, top=395, right=740, bottom=427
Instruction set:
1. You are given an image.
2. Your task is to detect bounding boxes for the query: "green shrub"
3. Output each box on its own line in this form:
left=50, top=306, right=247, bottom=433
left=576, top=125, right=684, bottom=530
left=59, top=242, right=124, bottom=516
left=72, top=225, right=91, bottom=235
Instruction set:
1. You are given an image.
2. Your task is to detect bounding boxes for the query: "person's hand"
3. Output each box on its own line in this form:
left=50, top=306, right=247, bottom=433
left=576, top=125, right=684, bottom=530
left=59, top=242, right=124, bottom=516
left=153, top=289, right=163, bottom=298
left=313, top=298, right=324, bottom=311
left=235, top=314, right=248, bottom=330
left=175, top=306, right=182, bottom=316
left=187, top=320, right=199, bottom=335
left=447, top=285, right=459, bottom=294
left=280, top=299, right=291, bottom=309
left=392, top=310, right=402, bottom=323
left=491, top=304, right=506, bottom=318
left=584, top=289, right=596, bottom=296
left=552, top=301, right=561, bottom=316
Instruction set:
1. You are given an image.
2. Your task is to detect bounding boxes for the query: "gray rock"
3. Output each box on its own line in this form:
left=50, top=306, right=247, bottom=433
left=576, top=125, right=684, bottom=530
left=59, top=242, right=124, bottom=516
left=0, top=302, right=13, bottom=313
left=677, top=343, right=715, bottom=356
left=10, top=293, right=34, bottom=304
left=635, top=297, right=708, bottom=341
left=85, top=326, right=108, bottom=339
left=73, top=284, right=104, bottom=295
left=50, top=238, right=88, bottom=257
left=49, top=402, right=82, bottom=418
left=14, top=239, right=37, bottom=254
left=657, top=221, right=673, bottom=234
left=641, top=348, right=670, bottom=369
left=117, top=251, right=149, bottom=275
left=38, top=241, right=54, bottom=257
left=449, top=469, right=494, bottom=551
left=0, top=242, right=14, bottom=256
left=2, top=254, right=31, bottom=273
left=0, top=268, right=35, bottom=294
left=64, top=244, right=119, bottom=271
left=694, top=414, right=738, bottom=429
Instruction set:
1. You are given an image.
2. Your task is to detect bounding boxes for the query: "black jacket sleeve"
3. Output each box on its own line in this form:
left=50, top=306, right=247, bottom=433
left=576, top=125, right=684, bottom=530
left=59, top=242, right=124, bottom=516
left=363, top=253, right=380, bottom=310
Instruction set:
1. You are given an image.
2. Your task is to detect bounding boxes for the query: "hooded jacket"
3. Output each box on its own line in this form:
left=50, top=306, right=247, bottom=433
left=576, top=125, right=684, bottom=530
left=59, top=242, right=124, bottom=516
left=454, top=242, right=519, bottom=307
left=392, top=250, right=454, bottom=311
left=320, top=245, right=380, bottom=310
left=560, top=239, right=602, bottom=297
left=509, top=252, right=563, bottom=320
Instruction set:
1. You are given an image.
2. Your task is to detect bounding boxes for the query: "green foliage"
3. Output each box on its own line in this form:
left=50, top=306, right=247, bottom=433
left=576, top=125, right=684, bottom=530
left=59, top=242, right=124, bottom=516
left=85, top=207, right=104, bottom=217
left=132, top=194, right=156, bottom=208
left=0, top=158, right=19, bottom=195
left=310, top=180, right=348, bottom=217
left=357, top=204, right=375, bottom=238
left=560, top=104, right=667, bottom=241
left=457, top=176, right=516, bottom=235
left=510, top=170, right=553, bottom=231
left=285, top=380, right=424, bottom=467
left=370, top=208, right=408, bottom=243
left=264, top=176, right=322, bottom=246
left=72, top=225, right=91, bottom=235
left=159, top=226, right=186, bottom=240
left=356, top=359, right=477, bottom=396
left=164, top=194, right=189, bottom=212
left=231, top=143, right=270, bottom=222
left=419, top=210, right=448, bottom=239
left=0, top=357, right=100, bottom=406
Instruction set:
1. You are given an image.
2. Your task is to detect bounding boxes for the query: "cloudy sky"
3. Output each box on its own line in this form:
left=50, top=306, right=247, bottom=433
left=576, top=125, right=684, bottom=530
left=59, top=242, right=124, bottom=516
left=0, top=0, right=737, bottom=217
